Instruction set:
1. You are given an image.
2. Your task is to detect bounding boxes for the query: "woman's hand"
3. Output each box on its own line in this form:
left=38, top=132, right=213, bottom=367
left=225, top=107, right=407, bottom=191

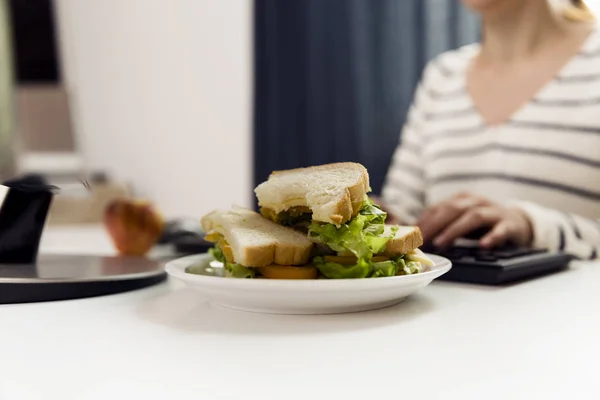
left=418, top=193, right=533, bottom=248
left=418, top=193, right=493, bottom=241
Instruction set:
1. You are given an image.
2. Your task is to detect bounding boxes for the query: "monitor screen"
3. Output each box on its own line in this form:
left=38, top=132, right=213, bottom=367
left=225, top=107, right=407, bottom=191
left=8, top=0, right=61, bottom=83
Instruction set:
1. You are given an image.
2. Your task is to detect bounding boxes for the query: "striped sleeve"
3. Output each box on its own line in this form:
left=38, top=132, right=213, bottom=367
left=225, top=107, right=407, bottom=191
left=381, top=73, right=431, bottom=224
left=512, top=201, right=600, bottom=260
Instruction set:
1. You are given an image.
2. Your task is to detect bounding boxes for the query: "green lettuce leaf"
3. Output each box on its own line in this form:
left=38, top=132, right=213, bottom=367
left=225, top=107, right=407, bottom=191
left=225, top=263, right=255, bottom=279
left=209, top=245, right=255, bottom=278
left=395, top=259, right=423, bottom=275
left=209, top=245, right=226, bottom=263
left=314, top=257, right=402, bottom=279
left=406, top=261, right=423, bottom=274
left=371, top=260, right=398, bottom=277
left=313, top=256, right=371, bottom=279
left=365, top=235, right=391, bottom=255
left=359, top=197, right=387, bottom=225
left=308, top=198, right=398, bottom=265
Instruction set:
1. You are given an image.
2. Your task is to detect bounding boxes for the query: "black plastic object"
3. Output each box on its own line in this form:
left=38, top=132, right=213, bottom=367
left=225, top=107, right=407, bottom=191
left=1, top=275, right=166, bottom=304
left=157, top=218, right=213, bottom=254
left=173, top=235, right=214, bottom=255
left=0, top=175, right=57, bottom=264
left=158, top=219, right=205, bottom=244
left=0, top=254, right=167, bottom=304
left=423, top=243, right=573, bottom=285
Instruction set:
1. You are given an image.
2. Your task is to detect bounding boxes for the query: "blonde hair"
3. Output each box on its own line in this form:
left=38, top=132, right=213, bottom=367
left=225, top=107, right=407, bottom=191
left=562, top=0, right=595, bottom=21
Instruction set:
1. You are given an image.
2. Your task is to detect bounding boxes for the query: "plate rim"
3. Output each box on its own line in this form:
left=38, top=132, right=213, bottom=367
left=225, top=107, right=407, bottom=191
left=165, top=253, right=452, bottom=289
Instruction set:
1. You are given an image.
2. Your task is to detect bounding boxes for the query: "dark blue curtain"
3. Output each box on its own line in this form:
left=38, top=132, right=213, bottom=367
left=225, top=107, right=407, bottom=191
left=253, top=0, right=478, bottom=197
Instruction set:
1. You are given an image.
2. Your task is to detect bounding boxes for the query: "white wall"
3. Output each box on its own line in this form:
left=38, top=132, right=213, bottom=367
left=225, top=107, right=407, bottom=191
left=588, top=0, right=600, bottom=15
left=54, top=0, right=252, bottom=218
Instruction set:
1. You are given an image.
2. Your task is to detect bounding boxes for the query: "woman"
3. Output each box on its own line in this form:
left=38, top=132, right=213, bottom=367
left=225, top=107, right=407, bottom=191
left=380, top=0, right=600, bottom=259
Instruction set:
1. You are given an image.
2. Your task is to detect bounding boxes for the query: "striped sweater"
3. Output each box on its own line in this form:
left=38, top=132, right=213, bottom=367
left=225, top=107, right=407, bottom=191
left=382, top=28, right=600, bottom=260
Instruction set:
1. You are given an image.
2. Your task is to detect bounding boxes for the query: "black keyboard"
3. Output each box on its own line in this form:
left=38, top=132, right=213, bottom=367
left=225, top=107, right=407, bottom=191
left=423, top=243, right=573, bottom=285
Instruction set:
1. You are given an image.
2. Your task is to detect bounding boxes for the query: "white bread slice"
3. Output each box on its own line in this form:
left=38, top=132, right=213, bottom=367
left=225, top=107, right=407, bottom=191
left=383, top=225, right=424, bottom=255
left=254, top=162, right=370, bottom=225
left=201, top=206, right=313, bottom=267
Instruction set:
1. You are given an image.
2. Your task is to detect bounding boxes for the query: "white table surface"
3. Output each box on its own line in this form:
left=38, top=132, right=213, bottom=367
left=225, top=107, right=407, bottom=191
left=1, top=226, right=599, bottom=400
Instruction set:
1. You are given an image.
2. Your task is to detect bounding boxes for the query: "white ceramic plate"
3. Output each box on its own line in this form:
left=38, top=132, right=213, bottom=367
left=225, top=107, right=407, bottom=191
left=165, top=254, right=451, bottom=315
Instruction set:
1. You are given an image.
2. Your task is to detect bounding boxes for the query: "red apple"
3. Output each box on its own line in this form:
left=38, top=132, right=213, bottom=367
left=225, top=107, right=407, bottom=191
left=104, top=198, right=164, bottom=256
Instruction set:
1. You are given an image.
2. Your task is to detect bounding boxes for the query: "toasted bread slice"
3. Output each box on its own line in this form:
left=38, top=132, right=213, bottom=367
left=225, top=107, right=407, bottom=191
left=254, top=162, right=370, bottom=225
left=383, top=225, right=424, bottom=255
left=201, top=206, right=313, bottom=267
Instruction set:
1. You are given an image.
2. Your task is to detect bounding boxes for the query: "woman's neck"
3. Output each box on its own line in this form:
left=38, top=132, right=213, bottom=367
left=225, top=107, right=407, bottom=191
left=480, top=1, right=568, bottom=63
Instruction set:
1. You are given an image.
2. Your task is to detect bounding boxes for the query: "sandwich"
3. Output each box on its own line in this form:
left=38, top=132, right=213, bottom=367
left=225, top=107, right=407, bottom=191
left=201, top=206, right=316, bottom=279
left=255, top=162, right=371, bottom=226
left=199, top=162, right=433, bottom=280
left=201, top=206, right=432, bottom=279
left=253, top=162, right=433, bottom=279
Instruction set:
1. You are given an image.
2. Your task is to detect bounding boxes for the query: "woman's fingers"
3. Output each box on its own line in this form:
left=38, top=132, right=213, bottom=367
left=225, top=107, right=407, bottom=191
left=419, top=205, right=463, bottom=242
left=480, top=221, right=512, bottom=248
left=416, top=205, right=436, bottom=228
left=420, top=196, right=492, bottom=242
left=433, top=206, right=501, bottom=247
